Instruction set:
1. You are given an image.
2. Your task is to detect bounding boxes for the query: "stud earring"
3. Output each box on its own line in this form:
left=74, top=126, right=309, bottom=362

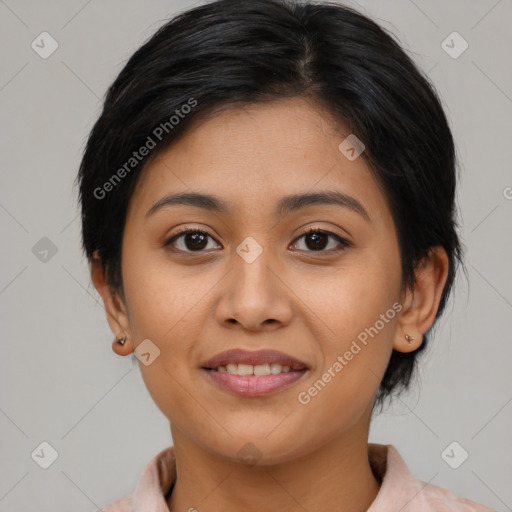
left=404, top=334, right=415, bottom=344
left=116, top=336, right=127, bottom=345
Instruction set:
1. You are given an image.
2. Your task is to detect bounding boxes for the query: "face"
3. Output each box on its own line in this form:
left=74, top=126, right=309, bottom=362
left=104, top=98, right=412, bottom=463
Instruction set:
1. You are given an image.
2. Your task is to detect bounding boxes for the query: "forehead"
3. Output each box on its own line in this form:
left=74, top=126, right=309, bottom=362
left=127, top=97, right=388, bottom=221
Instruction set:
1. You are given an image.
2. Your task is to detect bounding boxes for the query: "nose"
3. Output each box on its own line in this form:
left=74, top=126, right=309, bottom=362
left=215, top=245, right=293, bottom=332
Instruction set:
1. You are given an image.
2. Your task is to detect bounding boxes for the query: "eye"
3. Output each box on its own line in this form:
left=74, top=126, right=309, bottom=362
left=290, top=227, right=349, bottom=253
left=164, top=228, right=221, bottom=253
left=164, top=226, right=349, bottom=254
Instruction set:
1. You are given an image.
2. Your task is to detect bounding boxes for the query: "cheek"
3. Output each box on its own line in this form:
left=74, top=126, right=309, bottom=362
left=292, top=245, right=402, bottom=344
left=121, top=241, right=208, bottom=337
left=293, top=248, right=402, bottom=405
left=121, top=248, right=232, bottom=428
left=291, top=286, right=399, bottom=448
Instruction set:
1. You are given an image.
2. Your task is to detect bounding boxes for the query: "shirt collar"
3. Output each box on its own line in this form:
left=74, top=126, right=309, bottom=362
left=132, top=445, right=176, bottom=511
left=367, top=443, right=432, bottom=511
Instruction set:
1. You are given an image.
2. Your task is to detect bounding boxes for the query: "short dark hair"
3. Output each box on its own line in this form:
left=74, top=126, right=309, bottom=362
left=76, top=0, right=463, bottom=410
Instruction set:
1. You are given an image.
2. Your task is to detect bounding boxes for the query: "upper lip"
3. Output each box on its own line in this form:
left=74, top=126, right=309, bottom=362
left=201, top=349, right=309, bottom=371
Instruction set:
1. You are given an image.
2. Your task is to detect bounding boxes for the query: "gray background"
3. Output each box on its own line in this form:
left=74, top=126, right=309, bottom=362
left=1, top=0, right=511, bottom=510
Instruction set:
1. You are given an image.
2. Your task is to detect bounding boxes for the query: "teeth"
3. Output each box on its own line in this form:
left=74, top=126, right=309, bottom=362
left=237, top=364, right=253, bottom=376
left=217, top=363, right=294, bottom=375
left=254, top=364, right=270, bottom=375
left=226, top=363, right=237, bottom=374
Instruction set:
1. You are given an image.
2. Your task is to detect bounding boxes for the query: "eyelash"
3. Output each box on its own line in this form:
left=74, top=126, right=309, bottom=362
left=163, top=226, right=350, bottom=255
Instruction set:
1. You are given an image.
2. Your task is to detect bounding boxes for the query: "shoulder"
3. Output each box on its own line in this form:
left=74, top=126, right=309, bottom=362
left=368, top=444, right=496, bottom=512
left=97, top=446, right=176, bottom=511
left=418, top=483, right=496, bottom=511
left=99, top=493, right=133, bottom=512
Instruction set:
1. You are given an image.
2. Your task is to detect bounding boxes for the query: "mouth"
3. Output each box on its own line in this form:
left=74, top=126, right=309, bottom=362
left=201, top=348, right=309, bottom=397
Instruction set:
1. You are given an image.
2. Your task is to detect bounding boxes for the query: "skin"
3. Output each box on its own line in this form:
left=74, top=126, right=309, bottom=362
left=91, top=97, right=449, bottom=511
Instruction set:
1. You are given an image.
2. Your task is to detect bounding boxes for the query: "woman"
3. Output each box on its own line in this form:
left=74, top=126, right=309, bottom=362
left=76, top=0, right=495, bottom=510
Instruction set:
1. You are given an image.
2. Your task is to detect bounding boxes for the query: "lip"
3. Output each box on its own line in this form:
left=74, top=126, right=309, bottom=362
left=201, top=368, right=308, bottom=397
left=200, top=348, right=309, bottom=397
left=201, top=348, right=309, bottom=370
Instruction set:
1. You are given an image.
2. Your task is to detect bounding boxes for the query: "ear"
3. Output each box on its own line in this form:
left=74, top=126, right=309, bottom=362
left=394, top=246, right=450, bottom=353
left=90, top=251, right=134, bottom=356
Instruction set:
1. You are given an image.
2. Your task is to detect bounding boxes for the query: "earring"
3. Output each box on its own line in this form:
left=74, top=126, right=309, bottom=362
left=116, top=336, right=127, bottom=345
left=405, top=334, right=415, bottom=344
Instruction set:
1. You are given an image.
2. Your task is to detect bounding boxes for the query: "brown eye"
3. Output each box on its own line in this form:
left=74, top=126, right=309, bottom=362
left=291, top=228, right=349, bottom=253
left=164, top=229, right=221, bottom=253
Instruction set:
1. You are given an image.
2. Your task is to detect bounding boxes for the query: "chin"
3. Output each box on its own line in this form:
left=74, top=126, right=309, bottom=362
left=203, top=429, right=308, bottom=466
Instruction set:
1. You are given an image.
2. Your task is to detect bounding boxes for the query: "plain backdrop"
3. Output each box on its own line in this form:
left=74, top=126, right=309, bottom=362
left=0, top=0, right=511, bottom=510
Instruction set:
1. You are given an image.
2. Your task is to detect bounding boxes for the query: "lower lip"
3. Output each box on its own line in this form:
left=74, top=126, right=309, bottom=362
left=201, top=368, right=307, bottom=397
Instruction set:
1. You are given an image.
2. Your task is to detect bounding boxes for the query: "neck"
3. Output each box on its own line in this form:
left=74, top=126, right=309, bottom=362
left=167, top=409, right=381, bottom=511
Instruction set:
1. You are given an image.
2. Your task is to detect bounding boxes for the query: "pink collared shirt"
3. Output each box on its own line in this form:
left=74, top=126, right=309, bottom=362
left=100, top=443, right=495, bottom=511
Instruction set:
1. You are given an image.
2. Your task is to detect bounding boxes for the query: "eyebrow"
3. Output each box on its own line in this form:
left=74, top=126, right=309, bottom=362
left=145, top=190, right=370, bottom=221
